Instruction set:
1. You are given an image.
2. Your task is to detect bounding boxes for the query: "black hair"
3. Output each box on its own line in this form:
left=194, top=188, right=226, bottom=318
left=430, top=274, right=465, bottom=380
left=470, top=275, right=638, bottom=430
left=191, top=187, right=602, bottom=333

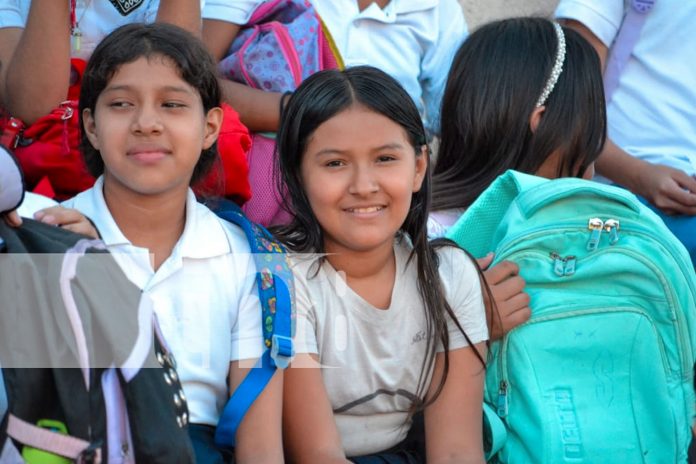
left=79, top=22, right=221, bottom=184
left=273, top=66, right=486, bottom=411
left=432, top=17, right=606, bottom=211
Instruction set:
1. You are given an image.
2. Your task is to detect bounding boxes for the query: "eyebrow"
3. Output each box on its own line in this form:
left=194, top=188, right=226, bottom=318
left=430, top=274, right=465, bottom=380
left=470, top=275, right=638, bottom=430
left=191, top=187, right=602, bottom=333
left=101, top=84, right=194, bottom=95
left=314, top=143, right=406, bottom=157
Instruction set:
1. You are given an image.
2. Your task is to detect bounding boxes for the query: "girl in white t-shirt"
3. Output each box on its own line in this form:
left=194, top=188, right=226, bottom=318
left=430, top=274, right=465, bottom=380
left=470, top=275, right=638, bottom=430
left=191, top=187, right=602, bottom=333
left=274, top=66, right=489, bottom=463
left=64, top=23, right=282, bottom=464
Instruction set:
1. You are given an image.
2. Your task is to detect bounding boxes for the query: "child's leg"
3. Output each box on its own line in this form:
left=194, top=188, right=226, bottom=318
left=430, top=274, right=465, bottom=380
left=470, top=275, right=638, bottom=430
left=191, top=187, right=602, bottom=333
left=188, top=423, right=235, bottom=464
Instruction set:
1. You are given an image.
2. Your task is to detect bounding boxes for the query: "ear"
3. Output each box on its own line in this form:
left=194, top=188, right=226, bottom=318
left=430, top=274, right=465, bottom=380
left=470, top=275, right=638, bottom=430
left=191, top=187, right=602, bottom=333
left=202, top=107, right=224, bottom=150
left=82, top=108, right=100, bottom=149
left=529, top=105, right=546, bottom=133
left=412, top=144, right=428, bottom=192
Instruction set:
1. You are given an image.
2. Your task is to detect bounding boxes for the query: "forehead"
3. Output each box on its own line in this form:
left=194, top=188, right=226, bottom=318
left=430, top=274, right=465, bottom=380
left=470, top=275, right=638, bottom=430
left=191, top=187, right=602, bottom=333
left=307, top=105, right=412, bottom=151
left=104, top=55, right=191, bottom=91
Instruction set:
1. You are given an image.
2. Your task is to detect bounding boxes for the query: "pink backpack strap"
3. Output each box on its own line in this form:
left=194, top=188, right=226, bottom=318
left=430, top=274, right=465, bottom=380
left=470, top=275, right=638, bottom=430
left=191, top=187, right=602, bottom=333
left=6, top=414, right=101, bottom=463
left=604, top=0, right=656, bottom=103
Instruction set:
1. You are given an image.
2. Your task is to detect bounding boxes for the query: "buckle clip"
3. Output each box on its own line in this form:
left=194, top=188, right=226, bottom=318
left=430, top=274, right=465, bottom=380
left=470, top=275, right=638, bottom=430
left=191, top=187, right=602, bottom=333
left=270, top=334, right=294, bottom=369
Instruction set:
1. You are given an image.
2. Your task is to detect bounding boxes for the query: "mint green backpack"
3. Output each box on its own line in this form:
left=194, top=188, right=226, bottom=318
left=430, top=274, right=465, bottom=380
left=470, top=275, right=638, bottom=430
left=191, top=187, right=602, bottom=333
left=447, top=170, right=696, bottom=463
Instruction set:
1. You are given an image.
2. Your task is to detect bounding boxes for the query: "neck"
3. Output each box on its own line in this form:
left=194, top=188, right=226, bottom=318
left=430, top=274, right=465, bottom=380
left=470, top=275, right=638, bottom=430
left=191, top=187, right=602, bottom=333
left=102, top=176, right=188, bottom=271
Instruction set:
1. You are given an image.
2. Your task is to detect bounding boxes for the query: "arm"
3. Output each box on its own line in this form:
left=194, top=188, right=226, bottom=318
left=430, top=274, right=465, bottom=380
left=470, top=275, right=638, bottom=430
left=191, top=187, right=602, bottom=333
left=230, top=362, right=284, bottom=464
left=424, top=343, right=487, bottom=464
left=283, top=354, right=351, bottom=464
left=156, top=0, right=202, bottom=38
left=2, top=0, right=71, bottom=124
left=563, top=20, right=696, bottom=215
left=202, top=19, right=283, bottom=132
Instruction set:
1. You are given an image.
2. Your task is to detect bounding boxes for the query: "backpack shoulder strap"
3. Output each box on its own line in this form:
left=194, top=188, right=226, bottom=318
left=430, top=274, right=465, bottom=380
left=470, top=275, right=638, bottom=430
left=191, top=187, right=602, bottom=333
left=212, top=200, right=294, bottom=448
left=604, top=0, right=656, bottom=102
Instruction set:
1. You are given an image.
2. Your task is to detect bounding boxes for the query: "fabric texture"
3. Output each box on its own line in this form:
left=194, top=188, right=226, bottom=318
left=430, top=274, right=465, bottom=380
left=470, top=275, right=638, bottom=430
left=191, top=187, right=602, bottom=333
left=203, top=0, right=467, bottom=136
left=63, top=177, right=265, bottom=426
left=556, top=0, right=696, bottom=176
left=292, top=238, right=487, bottom=456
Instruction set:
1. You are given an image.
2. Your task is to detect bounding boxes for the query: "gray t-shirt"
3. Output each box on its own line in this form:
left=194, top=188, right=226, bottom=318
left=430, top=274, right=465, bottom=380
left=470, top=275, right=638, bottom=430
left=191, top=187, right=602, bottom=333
left=293, top=238, right=488, bottom=456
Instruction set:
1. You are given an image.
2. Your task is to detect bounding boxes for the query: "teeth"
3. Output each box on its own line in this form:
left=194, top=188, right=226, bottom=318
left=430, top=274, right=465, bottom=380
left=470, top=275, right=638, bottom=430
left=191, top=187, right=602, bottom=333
left=351, top=206, right=382, bottom=213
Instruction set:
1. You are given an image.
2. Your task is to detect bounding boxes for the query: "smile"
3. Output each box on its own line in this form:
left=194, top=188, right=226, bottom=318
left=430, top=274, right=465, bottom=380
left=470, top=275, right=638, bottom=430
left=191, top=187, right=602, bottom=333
left=345, top=206, right=385, bottom=214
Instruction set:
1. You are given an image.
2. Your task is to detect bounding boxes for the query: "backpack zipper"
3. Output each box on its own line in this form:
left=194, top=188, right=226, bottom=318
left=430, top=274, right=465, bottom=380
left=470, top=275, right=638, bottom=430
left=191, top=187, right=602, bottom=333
left=587, top=217, right=604, bottom=251
left=262, top=22, right=303, bottom=86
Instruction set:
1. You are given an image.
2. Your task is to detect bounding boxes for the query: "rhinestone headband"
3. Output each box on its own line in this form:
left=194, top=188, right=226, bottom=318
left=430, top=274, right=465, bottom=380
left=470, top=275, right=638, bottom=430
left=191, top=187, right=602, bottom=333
left=535, top=22, right=566, bottom=107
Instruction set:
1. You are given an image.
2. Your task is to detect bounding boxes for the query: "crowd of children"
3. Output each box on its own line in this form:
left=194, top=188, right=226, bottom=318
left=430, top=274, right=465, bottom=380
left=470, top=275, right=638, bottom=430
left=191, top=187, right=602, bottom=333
left=1, top=0, right=696, bottom=463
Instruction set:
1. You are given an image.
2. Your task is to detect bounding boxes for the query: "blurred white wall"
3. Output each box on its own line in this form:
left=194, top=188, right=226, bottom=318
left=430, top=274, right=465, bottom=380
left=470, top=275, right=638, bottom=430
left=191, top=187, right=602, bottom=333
left=460, top=0, right=561, bottom=30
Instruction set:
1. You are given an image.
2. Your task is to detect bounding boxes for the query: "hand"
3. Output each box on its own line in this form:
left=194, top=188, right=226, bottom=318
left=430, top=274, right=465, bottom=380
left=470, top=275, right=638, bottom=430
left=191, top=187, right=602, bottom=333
left=634, top=164, right=696, bottom=216
left=477, top=253, right=531, bottom=341
left=34, top=206, right=99, bottom=238
left=2, top=210, right=22, bottom=227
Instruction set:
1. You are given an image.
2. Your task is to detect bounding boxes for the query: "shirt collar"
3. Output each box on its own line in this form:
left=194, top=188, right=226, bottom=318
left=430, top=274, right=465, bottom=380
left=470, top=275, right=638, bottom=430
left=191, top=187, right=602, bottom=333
left=356, top=0, right=439, bottom=22
left=68, top=176, right=231, bottom=259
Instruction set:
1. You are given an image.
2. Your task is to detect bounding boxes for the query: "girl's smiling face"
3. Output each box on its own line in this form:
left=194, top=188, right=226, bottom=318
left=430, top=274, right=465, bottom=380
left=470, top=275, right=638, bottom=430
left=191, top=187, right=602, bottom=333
left=82, top=55, right=222, bottom=198
left=300, top=104, right=427, bottom=256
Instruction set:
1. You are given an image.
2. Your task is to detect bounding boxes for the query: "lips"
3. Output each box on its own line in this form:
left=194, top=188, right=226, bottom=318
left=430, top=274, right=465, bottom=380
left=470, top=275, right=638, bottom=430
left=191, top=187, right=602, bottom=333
left=127, top=145, right=171, bottom=163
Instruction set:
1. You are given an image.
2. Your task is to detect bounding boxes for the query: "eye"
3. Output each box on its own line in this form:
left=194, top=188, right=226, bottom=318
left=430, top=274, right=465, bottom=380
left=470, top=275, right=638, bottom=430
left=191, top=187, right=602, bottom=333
left=377, top=154, right=397, bottom=163
left=163, top=101, right=187, bottom=109
left=324, top=160, right=345, bottom=168
left=108, top=100, right=132, bottom=108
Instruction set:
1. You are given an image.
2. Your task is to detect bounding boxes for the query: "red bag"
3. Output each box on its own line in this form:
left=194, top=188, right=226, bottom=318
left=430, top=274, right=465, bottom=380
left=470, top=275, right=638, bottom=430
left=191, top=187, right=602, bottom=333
left=0, top=61, right=253, bottom=203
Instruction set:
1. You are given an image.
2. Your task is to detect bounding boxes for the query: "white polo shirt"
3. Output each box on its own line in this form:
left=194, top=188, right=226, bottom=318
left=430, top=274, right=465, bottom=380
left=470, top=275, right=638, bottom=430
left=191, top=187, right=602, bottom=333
left=203, top=0, right=467, bottom=135
left=556, top=0, right=696, bottom=176
left=63, top=177, right=265, bottom=426
left=0, top=0, right=202, bottom=60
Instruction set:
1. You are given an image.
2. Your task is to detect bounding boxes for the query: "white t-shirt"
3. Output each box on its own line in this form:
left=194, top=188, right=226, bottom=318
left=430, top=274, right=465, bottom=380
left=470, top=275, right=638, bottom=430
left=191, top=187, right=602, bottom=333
left=63, top=177, right=265, bottom=426
left=292, top=238, right=488, bottom=456
left=0, top=0, right=161, bottom=59
left=427, top=209, right=465, bottom=239
left=556, top=0, right=696, bottom=176
left=203, top=0, right=467, bottom=135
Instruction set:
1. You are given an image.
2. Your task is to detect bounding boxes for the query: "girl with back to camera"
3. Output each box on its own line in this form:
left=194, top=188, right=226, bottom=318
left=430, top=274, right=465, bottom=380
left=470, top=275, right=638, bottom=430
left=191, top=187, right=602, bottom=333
left=62, top=23, right=282, bottom=464
left=429, top=17, right=607, bottom=339
left=275, top=66, right=489, bottom=464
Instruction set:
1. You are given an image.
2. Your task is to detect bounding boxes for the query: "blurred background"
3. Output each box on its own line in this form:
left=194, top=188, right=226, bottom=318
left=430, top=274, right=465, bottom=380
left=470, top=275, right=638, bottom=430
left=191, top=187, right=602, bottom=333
left=461, top=0, right=561, bottom=30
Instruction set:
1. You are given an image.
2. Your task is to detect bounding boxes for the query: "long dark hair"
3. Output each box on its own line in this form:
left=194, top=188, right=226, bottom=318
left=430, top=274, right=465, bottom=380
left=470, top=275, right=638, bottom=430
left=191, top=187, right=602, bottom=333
left=273, top=66, right=485, bottom=410
left=432, top=17, right=606, bottom=211
left=79, top=22, right=222, bottom=185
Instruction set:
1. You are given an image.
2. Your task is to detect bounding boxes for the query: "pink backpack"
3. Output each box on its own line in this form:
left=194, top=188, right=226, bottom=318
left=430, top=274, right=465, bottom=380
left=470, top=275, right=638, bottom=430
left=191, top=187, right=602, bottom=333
left=219, top=0, right=342, bottom=226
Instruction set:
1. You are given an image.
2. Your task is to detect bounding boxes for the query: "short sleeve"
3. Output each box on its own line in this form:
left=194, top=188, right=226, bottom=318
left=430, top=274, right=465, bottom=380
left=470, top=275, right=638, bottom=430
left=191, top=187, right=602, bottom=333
left=0, top=0, right=27, bottom=29
left=436, top=246, right=488, bottom=352
left=228, top=232, right=265, bottom=362
left=420, top=0, right=467, bottom=136
left=555, top=0, right=626, bottom=48
left=202, top=0, right=265, bottom=24
left=291, top=260, right=319, bottom=355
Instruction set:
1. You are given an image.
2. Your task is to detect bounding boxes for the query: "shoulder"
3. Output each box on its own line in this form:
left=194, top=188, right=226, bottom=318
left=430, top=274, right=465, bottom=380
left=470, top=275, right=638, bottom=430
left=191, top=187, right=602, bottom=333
left=196, top=203, right=253, bottom=256
left=435, top=243, right=478, bottom=283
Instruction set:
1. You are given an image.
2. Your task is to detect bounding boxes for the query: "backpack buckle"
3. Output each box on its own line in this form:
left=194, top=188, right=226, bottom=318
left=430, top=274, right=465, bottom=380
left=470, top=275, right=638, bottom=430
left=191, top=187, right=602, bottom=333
left=270, top=334, right=294, bottom=369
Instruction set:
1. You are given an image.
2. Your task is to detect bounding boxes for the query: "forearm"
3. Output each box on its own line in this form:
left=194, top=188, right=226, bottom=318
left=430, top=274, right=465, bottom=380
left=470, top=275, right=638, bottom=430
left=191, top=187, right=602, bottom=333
left=219, top=78, right=283, bottom=132
left=156, top=0, right=201, bottom=37
left=5, top=0, right=71, bottom=123
left=595, top=138, right=650, bottom=191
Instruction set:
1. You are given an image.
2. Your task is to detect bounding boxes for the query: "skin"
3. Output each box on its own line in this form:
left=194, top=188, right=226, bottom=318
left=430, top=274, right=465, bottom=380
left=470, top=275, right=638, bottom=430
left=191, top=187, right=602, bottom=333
left=81, top=55, right=282, bottom=463
left=0, top=0, right=201, bottom=124
left=562, top=19, right=696, bottom=216
left=283, top=104, right=485, bottom=463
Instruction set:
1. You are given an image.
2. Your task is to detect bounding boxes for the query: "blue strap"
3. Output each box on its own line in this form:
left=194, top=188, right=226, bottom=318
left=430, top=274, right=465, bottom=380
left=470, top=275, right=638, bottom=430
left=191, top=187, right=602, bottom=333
left=212, top=200, right=294, bottom=448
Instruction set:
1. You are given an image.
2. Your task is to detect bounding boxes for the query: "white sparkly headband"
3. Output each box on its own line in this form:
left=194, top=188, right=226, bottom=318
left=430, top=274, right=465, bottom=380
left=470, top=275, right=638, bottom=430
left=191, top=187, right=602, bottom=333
left=535, top=22, right=566, bottom=107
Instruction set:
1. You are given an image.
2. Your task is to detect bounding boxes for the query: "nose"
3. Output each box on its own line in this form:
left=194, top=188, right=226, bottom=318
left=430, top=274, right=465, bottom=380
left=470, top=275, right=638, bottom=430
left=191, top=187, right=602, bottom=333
left=348, top=164, right=379, bottom=196
left=131, top=104, right=163, bottom=135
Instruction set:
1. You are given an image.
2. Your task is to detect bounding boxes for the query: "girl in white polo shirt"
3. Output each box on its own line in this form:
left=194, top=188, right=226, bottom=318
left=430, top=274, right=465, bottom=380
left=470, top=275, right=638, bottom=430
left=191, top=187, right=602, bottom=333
left=275, top=66, right=489, bottom=463
left=62, top=23, right=282, bottom=464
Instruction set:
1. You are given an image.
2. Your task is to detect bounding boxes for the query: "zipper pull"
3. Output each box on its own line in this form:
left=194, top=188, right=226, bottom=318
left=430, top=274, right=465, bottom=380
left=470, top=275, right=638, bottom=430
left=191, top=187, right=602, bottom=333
left=497, top=380, right=508, bottom=417
left=550, top=252, right=565, bottom=276
left=587, top=217, right=604, bottom=251
left=564, top=256, right=576, bottom=276
left=604, top=219, right=620, bottom=245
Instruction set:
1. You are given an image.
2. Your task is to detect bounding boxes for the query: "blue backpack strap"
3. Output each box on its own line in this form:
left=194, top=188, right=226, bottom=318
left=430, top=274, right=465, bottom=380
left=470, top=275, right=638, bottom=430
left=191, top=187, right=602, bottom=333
left=212, top=200, right=294, bottom=448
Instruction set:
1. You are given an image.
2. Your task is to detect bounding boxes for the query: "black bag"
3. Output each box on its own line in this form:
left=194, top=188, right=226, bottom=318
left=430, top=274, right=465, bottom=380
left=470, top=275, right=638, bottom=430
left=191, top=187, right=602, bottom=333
left=0, top=219, right=195, bottom=463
